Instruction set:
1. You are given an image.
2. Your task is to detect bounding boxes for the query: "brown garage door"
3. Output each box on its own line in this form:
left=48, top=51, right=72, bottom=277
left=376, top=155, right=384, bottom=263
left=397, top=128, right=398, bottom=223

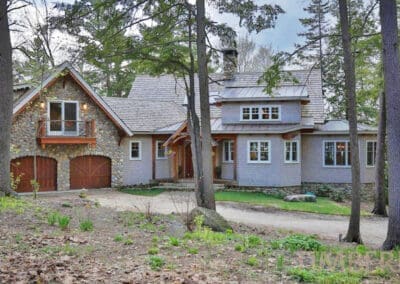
left=10, top=156, right=57, bottom=192
left=70, top=156, right=111, bottom=189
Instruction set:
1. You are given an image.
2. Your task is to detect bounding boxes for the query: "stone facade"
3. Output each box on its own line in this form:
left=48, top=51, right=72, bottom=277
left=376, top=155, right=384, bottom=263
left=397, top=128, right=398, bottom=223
left=11, top=75, right=124, bottom=190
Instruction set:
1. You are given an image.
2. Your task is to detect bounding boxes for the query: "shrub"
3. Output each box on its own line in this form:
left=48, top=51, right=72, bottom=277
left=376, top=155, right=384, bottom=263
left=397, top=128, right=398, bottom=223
left=148, top=247, right=159, bottom=255
left=57, top=215, right=70, bottom=230
left=329, top=189, right=346, bottom=202
left=47, top=212, right=60, bottom=226
left=271, top=234, right=323, bottom=251
left=79, top=219, right=94, bottom=232
left=148, top=256, right=165, bottom=271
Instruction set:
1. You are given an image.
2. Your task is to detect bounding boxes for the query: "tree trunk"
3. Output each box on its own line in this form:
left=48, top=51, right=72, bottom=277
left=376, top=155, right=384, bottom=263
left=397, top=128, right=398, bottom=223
left=372, top=91, right=387, bottom=216
left=195, top=0, right=215, bottom=210
left=0, top=2, right=16, bottom=196
left=339, top=0, right=362, bottom=244
left=380, top=0, right=400, bottom=250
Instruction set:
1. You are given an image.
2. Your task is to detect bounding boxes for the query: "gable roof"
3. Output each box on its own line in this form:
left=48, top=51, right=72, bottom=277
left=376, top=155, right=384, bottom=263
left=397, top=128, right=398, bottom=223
left=104, top=97, right=186, bottom=133
left=13, top=62, right=132, bottom=136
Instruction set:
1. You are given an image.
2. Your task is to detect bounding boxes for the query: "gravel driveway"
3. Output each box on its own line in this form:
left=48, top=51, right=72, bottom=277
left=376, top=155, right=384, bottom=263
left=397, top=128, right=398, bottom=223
left=86, top=190, right=388, bottom=248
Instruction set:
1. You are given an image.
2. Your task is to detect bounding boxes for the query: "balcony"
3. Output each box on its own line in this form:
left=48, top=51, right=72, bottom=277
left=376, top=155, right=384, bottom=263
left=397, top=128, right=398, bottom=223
left=37, top=119, right=96, bottom=148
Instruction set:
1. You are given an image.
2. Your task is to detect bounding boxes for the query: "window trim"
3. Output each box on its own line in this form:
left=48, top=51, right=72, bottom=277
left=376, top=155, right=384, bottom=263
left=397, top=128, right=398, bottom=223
left=284, top=140, right=300, bottom=163
left=156, top=140, right=167, bottom=160
left=47, top=100, right=80, bottom=136
left=222, top=140, right=234, bottom=163
left=129, top=140, right=142, bottom=161
left=240, top=105, right=281, bottom=122
left=366, top=140, right=377, bottom=168
left=322, top=140, right=351, bottom=168
left=247, top=140, right=271, bottom=164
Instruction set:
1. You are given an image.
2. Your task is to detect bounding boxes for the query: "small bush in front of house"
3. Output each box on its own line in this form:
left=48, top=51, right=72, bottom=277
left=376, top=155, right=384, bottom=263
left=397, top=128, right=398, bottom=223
left=329, top=188, right=347, bottom=203
left=271, top=234, right=323, bottom=251
left=79, top=219, right=94, bottom=232
left=57, top=215, right=71, bottom=230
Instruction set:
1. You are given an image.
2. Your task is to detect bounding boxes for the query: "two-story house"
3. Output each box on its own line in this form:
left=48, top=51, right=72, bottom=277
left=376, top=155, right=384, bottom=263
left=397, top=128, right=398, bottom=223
left=10, top=49, right=377, bottom=195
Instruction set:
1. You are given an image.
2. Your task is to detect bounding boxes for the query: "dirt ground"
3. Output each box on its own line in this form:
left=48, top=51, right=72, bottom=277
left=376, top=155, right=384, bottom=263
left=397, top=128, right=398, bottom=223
left=85, top=190, right=388, bottom=248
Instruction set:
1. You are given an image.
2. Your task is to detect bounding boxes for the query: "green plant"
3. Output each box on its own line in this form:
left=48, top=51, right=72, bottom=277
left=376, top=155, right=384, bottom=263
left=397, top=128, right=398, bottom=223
left=246, top=256, right=258, bottom=267
left=355, top=245, right=368, bottom=256
left=123, top=238, right=134, bottom=245
left=188, top=247, right=199, bottom=254
left=329, top=189, right=346, bottom=202
left=246, top=235, right=262, bottom=248
left=79, top=219, right=94, bottom=232
left=0, top=197, right=28, bottom=214
left=61, top=202, right=73, bottom=208
left=148, top=256, right=165, bottom=271
left=169, top=237, right=179, bottom=246
left=79, top=190, right=87, bottom=199
left=114, top=234, right=123, bottom=242
left=148, top=247, right=159, bottom=255
left=287, top=268, right=366, bottom=283
left=276, top=255, right=284, bottom=271
left=152, top=236, right=159, bottom=243
left=271, top=234, right=323, bottom=251
left=371, top=267, right=392, bottom=279
left=14, top=233, right=23, bottom=244
left=393, top=246, right=399, bottom=260
left=235, top=244, right=245, bottom=252
left=47, top=212, right=60, bottom=226
left=57, top=215, right=70, bottom=230
left=10, top=172, right=21, bottom=192
left=30, top=179, right=40, bottom=199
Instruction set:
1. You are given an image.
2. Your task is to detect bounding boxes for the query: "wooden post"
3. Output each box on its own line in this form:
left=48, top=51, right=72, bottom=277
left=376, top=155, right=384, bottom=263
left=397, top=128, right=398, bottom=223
left=152, top=136, right=156, bottom=180
left=91, top=120, right=96, bottom=137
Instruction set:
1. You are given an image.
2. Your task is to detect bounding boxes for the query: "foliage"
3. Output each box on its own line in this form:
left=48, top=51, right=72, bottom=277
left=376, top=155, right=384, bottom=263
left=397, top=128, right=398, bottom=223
left=119, top=188, right=166, bottom=196
left=0, top=197, right=28, bottom=214
left=187, top=247, right=198, bottom=254
left=287, top=268, right=366, bottom=283
left=148, top=256, right=165, bottom=271
left=271, top=234, right=323, bottom=251
left=329, top=189, right=346, bottom=203
left=245, top=256, right=258, bottom=267
left=47, top=211, right=60, bottom=226
left=10, top=172, right=21, bottom=192
left=169, top=237, right=180, bottom=247
left=57, top=215, right=71, bottom=230
left=79, top=219, right=94, bottom=232
left=30, top=180, right=40, bottom=199
left=113, top=234, right=123, bottom=242
left=148, top=247, right=159, bottom=255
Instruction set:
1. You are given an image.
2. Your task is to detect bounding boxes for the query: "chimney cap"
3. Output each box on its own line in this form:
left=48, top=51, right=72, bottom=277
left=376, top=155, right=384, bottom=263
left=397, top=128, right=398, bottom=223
left=222, top=48, right=238, bottom=57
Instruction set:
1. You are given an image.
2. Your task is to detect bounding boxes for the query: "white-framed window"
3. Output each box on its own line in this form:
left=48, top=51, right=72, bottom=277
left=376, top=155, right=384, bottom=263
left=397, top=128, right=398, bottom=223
left=223, top=140, right=234, bottom=163
left=47, top=100, right=79, bottom=136
left=241, top=106, right=281, bottom=121
left=156, top=140, right=167, bottom=159
left=247, top=140, right=271, bottom=163
left=366, top=141, right=377, bottom=167
left=130, top=141, right=142, bottom=160
left=284, top=140, right=299, bottom=163
left=323, top=141, right=351, bottom=167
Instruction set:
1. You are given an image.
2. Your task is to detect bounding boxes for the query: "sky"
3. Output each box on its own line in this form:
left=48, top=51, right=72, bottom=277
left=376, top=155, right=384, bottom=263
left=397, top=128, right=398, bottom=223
left=208, top=0, right=309, bottom=52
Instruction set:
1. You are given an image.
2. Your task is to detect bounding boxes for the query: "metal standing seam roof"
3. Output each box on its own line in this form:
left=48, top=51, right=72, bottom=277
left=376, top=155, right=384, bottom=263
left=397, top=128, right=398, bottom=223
left=312, top=120, right=377, bottom=134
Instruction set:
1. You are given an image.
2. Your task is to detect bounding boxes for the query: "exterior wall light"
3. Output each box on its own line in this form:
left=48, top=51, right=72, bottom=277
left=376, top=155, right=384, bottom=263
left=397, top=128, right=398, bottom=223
left=82, top=103, right=88, bottom=111
left=40, top=101, right=45, bottom=109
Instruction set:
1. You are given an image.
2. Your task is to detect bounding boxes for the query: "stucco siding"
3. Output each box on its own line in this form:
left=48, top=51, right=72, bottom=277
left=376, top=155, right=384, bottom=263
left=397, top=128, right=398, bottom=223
left=301, top=134, right=376, bottom=183
left=121, top=136, right=152, bottom=185
left=236, top=134, right=301, bottom=186
left=221, top=101, right=301, bottom=124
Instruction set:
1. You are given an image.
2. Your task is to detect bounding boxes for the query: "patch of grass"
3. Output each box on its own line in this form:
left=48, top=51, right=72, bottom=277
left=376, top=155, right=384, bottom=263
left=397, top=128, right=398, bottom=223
left=169, top=237, right=180, bottom=246
left=123, top=238, right=134, bottom=245
left=215, top=191, right=362, bottom=215
left=188, top=247, right=199, bottom=254
left=271, top=234, right=323, bottom=251
left=113, top=234, right=124, bottom=242
left=235, top=243, right=246, bottom=252
left=287, top=268, right=366, bottom=283
left=119, top=211, right=146, bottom=227
left=371, top=267, right=392, bottom=279
left=148, top=256, right=165, bottom=271
left=0, top=197, right=28, bottom=214
left=79, top=219, right=94, bottom=232
left=148, top=247, right=159, bottom=255
left=245, top=256, right=259, bottom=267
left=119, top=187, right=165, bottom=196
left=57, top=215, right=70, bottom=230
left=47, top=212, right=60, bottom=226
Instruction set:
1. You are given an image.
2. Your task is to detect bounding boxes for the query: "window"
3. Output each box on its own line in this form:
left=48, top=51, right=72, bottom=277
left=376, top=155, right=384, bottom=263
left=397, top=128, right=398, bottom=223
left=130, top=141, right=141, bottom=160
left=156, top=141, right=167, bottom=159
left=241, top=106, right=280, bottom=121
left=48, top=101, right=79, bottom=135
left=248, top=140, right=270, bottom=163
left=324, top=141, right=351, bottom=166
left=366, top=141, right=377, bottom=167
left=285, top=141, right=299, bottom=163
left=223, top=140, right=234, bottom=163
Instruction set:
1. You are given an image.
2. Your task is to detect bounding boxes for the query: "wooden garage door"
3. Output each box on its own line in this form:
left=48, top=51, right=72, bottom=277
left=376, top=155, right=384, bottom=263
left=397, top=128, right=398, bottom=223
left=10, top=156, right=57, bottom=192
left=70, top=156, right=111, bottom=189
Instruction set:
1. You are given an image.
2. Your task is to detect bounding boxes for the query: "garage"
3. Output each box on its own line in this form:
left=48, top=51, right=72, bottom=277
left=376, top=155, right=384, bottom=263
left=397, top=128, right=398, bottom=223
left=10, top=156, right=57, bottom=192
left=70, top=155, right=111, bottom=189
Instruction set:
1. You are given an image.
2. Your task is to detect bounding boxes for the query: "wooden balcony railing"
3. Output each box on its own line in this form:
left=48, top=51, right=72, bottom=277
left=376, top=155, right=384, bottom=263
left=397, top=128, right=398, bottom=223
left=37, top=119, right=96, bottom=148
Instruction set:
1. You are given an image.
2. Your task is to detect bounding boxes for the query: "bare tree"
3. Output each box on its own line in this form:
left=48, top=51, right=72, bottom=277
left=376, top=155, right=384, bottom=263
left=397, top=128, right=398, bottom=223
left=372, top=91, right=387, bottom=216
left=0, top=0, right=17, bottom=196
left=237, top=34, right=272, bottom=72
left=380, top=0, right=400, bottom=250
left=338, top=0, right=362, bottom=244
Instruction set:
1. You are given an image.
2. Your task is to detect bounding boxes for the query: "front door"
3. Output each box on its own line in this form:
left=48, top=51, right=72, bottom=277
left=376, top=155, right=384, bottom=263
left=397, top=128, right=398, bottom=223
left=184, top=144, right=193, bottom=178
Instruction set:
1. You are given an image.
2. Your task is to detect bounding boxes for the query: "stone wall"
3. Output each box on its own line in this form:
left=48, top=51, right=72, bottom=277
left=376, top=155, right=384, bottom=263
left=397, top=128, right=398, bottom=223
left=11, top=75, right=124, bottom=190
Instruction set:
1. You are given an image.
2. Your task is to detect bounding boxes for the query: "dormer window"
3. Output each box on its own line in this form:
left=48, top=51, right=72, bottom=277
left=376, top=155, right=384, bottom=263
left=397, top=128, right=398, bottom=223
left=241, top=106, right=281, bottom=121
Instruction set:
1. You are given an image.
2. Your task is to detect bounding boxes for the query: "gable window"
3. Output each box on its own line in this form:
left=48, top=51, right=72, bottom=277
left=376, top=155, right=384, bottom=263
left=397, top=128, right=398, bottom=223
left=324, top=141, right=351, bottom=167
left=48, top=101, right=79, bottom=136
left=248, top=140, right=270, bottom=163
left=223, top=140, right=234, bottom=163
left=156, top=141, right=167, bottom=159
left=285, top=141, right=299, bottom=163
left=241, top=106, right=280, bottom=121
left=366, top=141, right=377, bottom=167
left=130, top=141, right=141, bottom=160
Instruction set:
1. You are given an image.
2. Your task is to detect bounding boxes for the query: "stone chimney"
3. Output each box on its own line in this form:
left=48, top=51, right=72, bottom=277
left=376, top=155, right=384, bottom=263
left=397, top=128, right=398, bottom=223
left=222, top=48, right=238, bottom=80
